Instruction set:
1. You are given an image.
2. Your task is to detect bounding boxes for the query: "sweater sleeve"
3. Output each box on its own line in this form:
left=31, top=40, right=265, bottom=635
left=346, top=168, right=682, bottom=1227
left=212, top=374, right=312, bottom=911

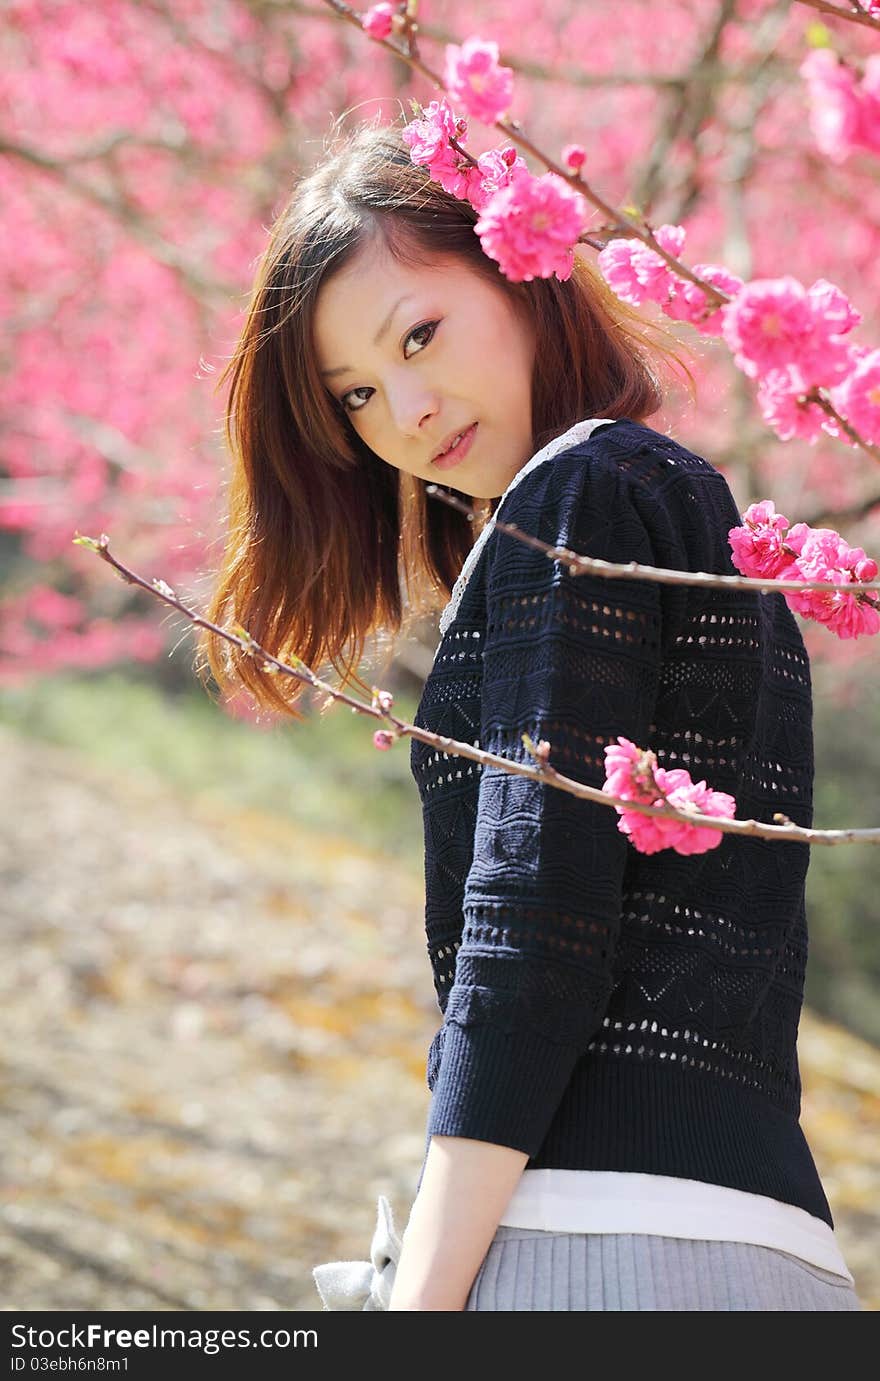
left=426, top=446, right=669, bottom=1157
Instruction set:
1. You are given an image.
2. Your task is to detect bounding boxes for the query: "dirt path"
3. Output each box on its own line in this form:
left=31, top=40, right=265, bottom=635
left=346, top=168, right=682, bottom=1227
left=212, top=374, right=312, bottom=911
left=1, top=721, right=877, bottom=1310
left=0, top=722, right=436, bottom=1310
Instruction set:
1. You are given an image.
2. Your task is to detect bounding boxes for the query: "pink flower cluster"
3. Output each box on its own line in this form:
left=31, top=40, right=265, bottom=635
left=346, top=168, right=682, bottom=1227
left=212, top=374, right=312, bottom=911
left=400, top=34, right=880, bottom=451
left=443, top=37, right=514, bottom=126
left=831, top=347, right=880, bottom=446
left=729, top=500, right=880, bottom=640
left=799, top=47, right=880, bottom=164
left=0, top=578, right=164, bottom=689
left=598, top=225, right=876, bottom=448
left=603, top=737, right=737, bottom=856
left=402, top=94, right=586, bottom=280
left=598, top=224, right=744, bottom=336
left=721, top=276, right=860, bottom=385
left=401, top=98, right=528, bottom=207
left=475, top=170, right=588, bottom=282
left=719, top=276, right=872, bottom=444
left=599, top=224, right=686, bottom=305
left=401, top=98, right=472, bottom=197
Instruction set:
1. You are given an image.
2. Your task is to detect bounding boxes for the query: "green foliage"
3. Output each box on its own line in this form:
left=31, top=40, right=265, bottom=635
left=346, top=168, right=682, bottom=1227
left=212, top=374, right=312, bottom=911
left=0, top=668, right=425, bottom=869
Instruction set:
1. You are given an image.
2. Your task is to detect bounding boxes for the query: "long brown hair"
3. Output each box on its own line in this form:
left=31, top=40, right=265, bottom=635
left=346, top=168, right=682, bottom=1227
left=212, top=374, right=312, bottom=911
left=194, top=112, right=697, bottom=722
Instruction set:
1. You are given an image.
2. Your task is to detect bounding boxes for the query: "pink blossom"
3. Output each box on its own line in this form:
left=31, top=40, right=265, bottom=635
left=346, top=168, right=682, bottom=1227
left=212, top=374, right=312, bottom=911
left=401, top=97, right=458, bottom=163
left=807, top=278, right=861, bottom=337
left=721, top=276, right=854, bottom=386
left=779, top=530, right=880, bottom=640
left=362, top=4, right=395, bottom=41
left=800, top=48, right=880, bottom=163
left=617, top=800, right=694, bottom=856
left=474, top=169, right=588, bottom=282
left=401, top=98, right=466, bottom=163
left=800, top=48, right=863, bottom=163
left=401, top=98, right=472, bottom=197
left=463, top=144, right=530, bottom=213
left=562, top=143, right=587, bottom=171
left=655, top=773, right=737, bottom=855
left=721, top=277, right=815, bottom=378
left=602, top=736, right=661, bottom=802
left=662, top=263, right=744, bottom=336
left=830, top=348, right=880, bottom=446
left=728, top=499, right=791, bottom=579
left=728, top=510, right=880, bottom=639
left=373, top=729, right=395, bottom=750
left=597, top=224, right=687, bottom=307
left=597, top=239, right=649, bottom=306
left=782, top=522, right=813, bottom=560
left=443, top=37, right=515, bottom=126
left=649, top=224, right=687, bottom=260
left=617, top=768, right=736, bottom=856
left=603, top=738, right=737, bottom=856
left=756, top=367, right=833, bottom=444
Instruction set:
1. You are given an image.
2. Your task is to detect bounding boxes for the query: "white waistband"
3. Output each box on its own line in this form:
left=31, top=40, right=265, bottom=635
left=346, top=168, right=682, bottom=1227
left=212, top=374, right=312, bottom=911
left=498, top=1169, right=854, bottom=1283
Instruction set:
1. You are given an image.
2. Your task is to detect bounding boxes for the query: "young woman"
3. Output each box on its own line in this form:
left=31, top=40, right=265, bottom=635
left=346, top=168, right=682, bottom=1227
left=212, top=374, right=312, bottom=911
left=197, top=116, right=862, bottom=1312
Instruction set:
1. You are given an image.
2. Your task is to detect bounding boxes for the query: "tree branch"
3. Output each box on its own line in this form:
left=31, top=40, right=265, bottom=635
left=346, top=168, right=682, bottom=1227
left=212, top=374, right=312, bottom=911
left=425, top=485, right=880, bottom=596
left=72, top=531, right=880, bottom=848
left=794, top=0, right=880, bottom=32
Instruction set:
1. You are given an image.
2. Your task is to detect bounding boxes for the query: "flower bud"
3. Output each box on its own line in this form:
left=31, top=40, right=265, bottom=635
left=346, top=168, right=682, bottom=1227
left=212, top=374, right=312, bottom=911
left=562, top=143, right=587, bottom=171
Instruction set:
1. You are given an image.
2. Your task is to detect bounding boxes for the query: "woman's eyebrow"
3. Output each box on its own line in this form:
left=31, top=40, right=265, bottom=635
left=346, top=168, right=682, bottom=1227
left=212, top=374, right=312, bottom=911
left=320, top=294, right=415, bottom=378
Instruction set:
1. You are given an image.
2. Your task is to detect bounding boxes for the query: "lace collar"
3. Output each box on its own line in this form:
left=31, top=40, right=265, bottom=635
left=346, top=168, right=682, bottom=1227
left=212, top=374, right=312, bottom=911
left=436, top=417, right=618, bottom=640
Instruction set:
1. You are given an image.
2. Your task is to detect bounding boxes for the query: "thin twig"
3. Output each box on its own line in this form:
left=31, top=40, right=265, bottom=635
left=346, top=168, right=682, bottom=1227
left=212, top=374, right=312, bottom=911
left=73, top=531, right=880, bottom=846
left=794, top=0, right=880, bottom=32
left=804, top=388, right=880, bottom=465
left=425, top=486, right=880, bottom=596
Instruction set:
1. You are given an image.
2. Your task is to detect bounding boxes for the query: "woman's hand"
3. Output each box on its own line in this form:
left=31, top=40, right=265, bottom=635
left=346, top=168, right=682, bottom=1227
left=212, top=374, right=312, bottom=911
left=387, top=1134, right=529, bottom=1311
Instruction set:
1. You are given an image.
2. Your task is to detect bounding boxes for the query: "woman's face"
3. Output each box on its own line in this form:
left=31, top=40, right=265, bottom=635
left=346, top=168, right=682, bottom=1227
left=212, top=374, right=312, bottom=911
left=313, top=237, right=537, bottom=499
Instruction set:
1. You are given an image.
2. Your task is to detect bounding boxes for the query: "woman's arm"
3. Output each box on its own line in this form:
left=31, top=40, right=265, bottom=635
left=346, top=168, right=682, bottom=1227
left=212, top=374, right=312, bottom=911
left=388, top=1134, right=529, bottom=1311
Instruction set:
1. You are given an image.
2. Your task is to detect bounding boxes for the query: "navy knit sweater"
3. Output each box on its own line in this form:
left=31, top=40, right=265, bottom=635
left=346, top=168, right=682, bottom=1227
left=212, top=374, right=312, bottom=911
left=410, top=416, right=833, bottom=1227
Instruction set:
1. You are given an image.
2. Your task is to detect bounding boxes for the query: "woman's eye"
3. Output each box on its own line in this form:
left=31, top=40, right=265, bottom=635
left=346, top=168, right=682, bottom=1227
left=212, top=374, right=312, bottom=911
left=341, top=387, right=372, bottom=414
left=341, top=320, right=439, bottom=414
left=405, top=321, right=437, bottom=355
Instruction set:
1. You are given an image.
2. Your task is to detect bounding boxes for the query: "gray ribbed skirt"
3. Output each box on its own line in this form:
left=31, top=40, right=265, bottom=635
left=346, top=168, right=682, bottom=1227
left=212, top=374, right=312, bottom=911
left=465, top=1226, right=863, bottom=1311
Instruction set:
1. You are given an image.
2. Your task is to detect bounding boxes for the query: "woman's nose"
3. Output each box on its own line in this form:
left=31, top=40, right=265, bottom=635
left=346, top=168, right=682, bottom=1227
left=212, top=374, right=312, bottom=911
left=386, top=376, right=439, bottom=437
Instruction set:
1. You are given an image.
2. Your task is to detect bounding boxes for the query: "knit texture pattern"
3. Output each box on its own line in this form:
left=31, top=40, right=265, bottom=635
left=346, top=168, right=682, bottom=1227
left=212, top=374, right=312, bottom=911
left=410, top=417, right=832, bottom=1225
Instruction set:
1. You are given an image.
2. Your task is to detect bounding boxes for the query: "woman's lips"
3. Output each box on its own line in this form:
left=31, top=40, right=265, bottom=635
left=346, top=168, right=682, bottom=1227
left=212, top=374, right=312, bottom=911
left=431, top=422, right=478, bottom=470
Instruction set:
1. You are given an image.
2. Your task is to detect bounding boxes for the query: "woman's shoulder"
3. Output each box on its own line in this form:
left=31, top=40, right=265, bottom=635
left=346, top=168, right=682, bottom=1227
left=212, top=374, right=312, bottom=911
left=497, top=416, right=720, bottom=526
left=549, top=416, right=725, bottom=483
left=493, top=414, right=745, bottom=587
left=525, top=415, right=737, bottom=522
